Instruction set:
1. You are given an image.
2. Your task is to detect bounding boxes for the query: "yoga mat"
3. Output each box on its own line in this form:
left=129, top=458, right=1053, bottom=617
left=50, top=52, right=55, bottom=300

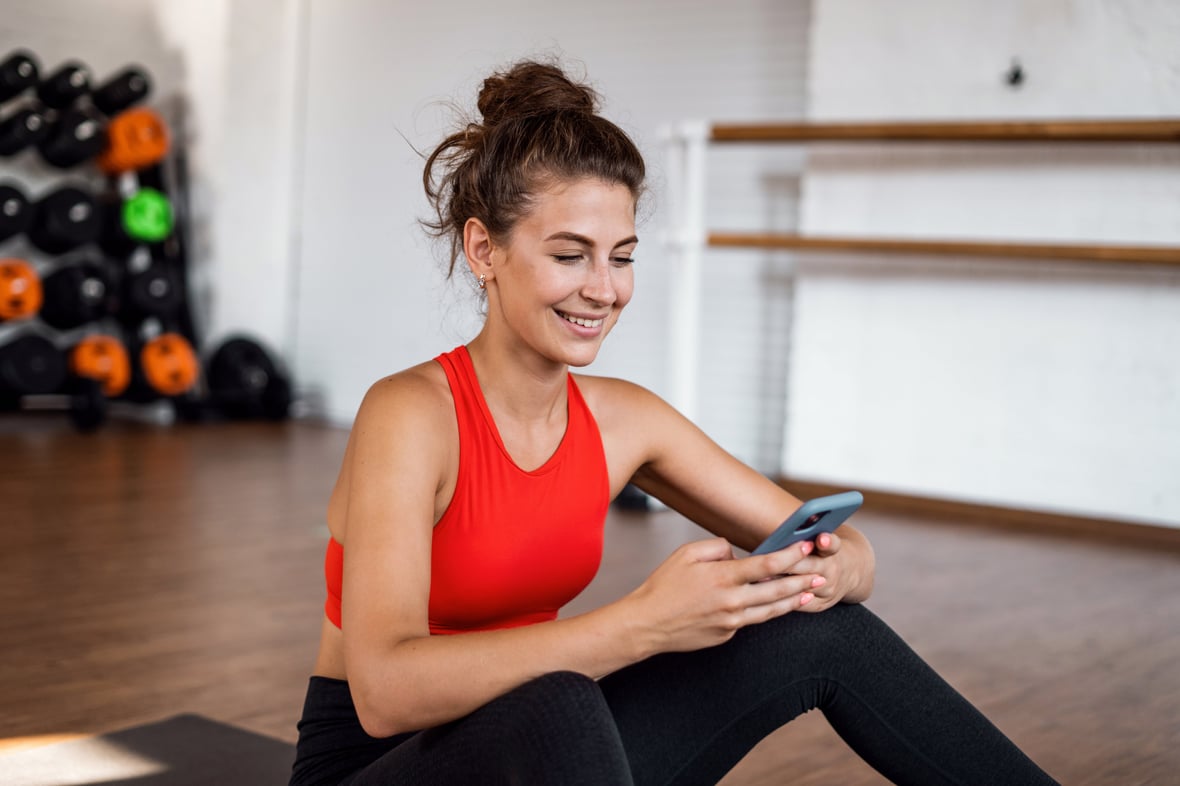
left=0, top=714, right=295, bottom=786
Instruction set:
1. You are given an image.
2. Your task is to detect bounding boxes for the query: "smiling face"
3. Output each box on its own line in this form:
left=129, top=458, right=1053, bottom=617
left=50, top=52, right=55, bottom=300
left=467, top=177, right=638, bottom=368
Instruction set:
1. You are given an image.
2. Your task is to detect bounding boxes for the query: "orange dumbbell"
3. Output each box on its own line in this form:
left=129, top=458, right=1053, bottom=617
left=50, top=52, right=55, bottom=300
left=70, top=334, right=131, bottom=397
left=0, top=258, right=43, bottom=322
left=140, top=332, right=199, bottom=396
left=98, top=107, right=169, bottom=174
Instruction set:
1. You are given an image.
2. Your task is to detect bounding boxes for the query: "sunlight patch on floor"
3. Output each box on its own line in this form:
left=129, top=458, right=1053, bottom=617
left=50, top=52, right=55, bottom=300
left=1, top=736, right=168, bottom=786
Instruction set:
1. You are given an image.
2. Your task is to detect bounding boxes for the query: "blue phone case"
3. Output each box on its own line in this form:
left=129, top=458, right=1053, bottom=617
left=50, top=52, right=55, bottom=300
left=750, top=491, right=864, bottom=555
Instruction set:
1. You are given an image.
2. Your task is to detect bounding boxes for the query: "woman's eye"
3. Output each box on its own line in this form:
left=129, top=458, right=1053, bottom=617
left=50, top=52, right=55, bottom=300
left=553, top=255, right=583, bottom=264
left=612, top=257, right=636, bottom=266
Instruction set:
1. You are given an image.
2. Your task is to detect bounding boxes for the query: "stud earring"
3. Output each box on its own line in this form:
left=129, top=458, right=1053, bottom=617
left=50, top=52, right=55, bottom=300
left=478, top=274, right=486, bottom=290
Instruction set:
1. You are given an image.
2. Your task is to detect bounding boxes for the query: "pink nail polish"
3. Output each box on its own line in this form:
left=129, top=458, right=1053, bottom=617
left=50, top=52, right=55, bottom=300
left=811, top=576, right=826, bottom=588
left=800, top=592, right=814, bottom=605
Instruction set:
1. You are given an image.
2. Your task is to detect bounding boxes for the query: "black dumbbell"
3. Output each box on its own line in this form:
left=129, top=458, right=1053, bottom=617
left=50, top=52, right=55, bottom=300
left=38, top=259, right=116, bottom=330
left=206, top=337, right=292, bottom=420
left=0, top=333, right=67, bottom=398
left=0, top=106, right=49, bottom=156
left=66, top=376, right=107, bottom=431
left=0, top=50, right=40, bottom=104
left=92, top=66, right=151, bottom=116
left=37, top=107, right=106, bottom=168
left=0, top=182, right=32, bottom=243
left=120, top=262, right=183, bottom=322
left=36, top=61, right=91, bottom=109
left=28, top=185, right=103, bottom=254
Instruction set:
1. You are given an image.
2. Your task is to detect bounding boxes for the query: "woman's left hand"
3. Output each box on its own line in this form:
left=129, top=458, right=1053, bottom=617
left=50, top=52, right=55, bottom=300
left=787, top=528, right=875, bottom=612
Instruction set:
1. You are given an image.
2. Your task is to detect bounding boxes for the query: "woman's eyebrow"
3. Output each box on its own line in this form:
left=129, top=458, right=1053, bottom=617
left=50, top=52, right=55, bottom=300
left=544, top=231, right=640, bottom=249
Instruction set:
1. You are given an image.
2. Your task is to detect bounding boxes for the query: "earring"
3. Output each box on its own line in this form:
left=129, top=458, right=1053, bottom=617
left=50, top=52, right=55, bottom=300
left=478, top=274, right=486, bottom=290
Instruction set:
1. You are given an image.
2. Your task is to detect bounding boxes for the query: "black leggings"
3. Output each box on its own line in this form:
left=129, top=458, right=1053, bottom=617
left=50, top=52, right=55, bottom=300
left=289, top=604, right=1058, bottom=785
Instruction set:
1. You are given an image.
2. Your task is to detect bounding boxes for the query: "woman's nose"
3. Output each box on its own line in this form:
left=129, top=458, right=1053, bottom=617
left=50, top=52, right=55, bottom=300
left=581, top=260, right=617, bottom=305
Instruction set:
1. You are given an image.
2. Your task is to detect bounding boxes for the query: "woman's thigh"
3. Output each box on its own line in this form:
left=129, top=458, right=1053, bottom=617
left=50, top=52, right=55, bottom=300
left=347, top=671, right=633, bottom=786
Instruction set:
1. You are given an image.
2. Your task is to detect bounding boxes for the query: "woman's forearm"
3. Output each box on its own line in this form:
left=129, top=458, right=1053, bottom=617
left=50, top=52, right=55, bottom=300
left=348, top=598, right=645, bottom=737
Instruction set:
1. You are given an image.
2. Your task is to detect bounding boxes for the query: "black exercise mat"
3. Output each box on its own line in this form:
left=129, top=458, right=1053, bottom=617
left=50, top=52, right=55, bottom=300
left=0, top=713, right=295, bottom=786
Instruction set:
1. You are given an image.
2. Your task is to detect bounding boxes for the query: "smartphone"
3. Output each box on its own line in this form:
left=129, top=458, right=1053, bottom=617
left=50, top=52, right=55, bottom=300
left=750, top=491, right=864, bottom=556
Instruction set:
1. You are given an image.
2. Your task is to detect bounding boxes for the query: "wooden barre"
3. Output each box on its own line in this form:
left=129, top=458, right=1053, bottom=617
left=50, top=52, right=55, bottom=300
left=709, top=119, right=1180, bottom=143
left=707, top=233, right=1180, bottom=266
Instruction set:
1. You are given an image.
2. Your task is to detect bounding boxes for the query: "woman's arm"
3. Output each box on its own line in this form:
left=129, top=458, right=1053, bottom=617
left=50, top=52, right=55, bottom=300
left=587, top=378, right=876, bottom=609
left=339, top=372, right=822, bottom=738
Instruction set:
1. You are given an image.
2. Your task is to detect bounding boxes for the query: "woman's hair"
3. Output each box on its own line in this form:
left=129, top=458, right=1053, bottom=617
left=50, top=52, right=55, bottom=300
left=422, top=59, right=646, bottom=278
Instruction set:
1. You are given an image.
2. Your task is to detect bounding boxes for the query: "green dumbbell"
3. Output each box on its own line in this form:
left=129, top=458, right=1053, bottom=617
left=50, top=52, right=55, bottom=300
left=101, top=187, right=173, bottom=256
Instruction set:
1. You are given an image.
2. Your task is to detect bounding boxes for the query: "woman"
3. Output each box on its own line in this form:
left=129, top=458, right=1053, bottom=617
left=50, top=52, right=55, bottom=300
left=290, top=60, right=1057, bottom=786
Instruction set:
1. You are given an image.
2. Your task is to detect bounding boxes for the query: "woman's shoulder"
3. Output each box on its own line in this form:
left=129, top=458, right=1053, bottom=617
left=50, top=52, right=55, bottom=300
left=571, top=373, right=668, bottom=424
left=356, top=358, right=453, bottom=427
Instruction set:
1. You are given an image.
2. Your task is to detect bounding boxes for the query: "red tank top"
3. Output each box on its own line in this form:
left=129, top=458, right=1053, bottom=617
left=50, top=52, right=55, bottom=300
left=323, top=345, right=609, bottom=634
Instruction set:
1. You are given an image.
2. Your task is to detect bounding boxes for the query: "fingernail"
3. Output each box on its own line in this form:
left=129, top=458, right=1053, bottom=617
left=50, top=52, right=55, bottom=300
left=800, top=592, right=814, bottom=605
left=801, top=542, right=813, bottom=555
left=811, top=576, right=826, bottom=588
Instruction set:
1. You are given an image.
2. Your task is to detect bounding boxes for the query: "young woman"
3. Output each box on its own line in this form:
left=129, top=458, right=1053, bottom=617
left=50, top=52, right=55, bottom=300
left=290, top=60, right=1058, bottom=786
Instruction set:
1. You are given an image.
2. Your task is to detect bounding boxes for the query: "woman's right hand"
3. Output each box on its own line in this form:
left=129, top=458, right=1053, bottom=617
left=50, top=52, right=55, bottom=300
left=622, top=538, right=823, bottom=657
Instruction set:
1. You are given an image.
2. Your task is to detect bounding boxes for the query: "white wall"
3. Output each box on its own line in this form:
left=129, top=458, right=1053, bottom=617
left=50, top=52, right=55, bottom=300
left=786, top=0, right=1180, bottom=526
left=292, top=0, right=812, bottom=469
left=154, top=0, right=301, bottom=356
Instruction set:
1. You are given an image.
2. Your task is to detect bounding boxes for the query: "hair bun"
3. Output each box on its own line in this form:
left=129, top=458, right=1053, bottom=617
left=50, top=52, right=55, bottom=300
left=477, top=60, right=598, bottom=127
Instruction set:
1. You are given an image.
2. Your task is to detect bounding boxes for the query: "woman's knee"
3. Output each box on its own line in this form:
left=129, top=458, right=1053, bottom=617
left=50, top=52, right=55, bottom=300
left=490, top=671, right=612, bottom=734
left=745, top=603, right=894, bottom=670
left=484, top=672, right=631, bottom=783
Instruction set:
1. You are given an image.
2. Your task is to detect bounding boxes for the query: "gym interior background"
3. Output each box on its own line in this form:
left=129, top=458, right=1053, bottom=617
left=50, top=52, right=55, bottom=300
left=2, top=1, right=1177, bottom=784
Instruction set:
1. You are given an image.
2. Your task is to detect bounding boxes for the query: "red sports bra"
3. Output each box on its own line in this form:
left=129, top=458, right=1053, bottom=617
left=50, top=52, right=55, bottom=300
left=324, top=345, right=609, bottom=634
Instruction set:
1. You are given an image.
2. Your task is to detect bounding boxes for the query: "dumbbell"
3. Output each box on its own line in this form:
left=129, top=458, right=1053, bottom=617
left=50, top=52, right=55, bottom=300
left=101, top=188, right=174, bottom=256
left=99, top=107, right=169, bottom=174
left=64, top=376, right=106, bottom=431
left=37, top=107, right=106, bottom=168
left=0, top=106, right=49, bottom=156
left=126, top=332, right=199, bottom=400
left=120, top=261, right=183, bottom=323
left=0, top=258, right=43, bottom=322
left=0, top=50, right=40, bottom=104
left=91, top=66, right=151, bottom=116
left=38, top=259, right=116, bottom=330
left=28, top=185, right=103, bottom=254
left=0, top=333, right=122, bottom=430
left=36, top=61, right=91, bottom=109
left=70, top=333, right=131, bottom=397
left=206, top=337, right=292, bottom=420
left=0, top=182, right=33, bottom=242
left=0, top=333, right=67, bottom=401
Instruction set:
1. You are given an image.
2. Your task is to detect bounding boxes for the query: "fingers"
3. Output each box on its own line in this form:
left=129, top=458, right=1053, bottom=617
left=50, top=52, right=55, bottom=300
left=739, top=579, right=819, bottom=625
left=740, top=571, right=824, bottom=608
left=814, top=530, right=842, bottom=556
left=788, top=531, right=844, bottom=575
left=731, top=540, right=814, bottom=584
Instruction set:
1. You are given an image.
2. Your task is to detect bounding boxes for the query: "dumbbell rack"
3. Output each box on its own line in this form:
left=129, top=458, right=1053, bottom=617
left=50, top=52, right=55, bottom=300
left=0, top=49, right=202, bottom=430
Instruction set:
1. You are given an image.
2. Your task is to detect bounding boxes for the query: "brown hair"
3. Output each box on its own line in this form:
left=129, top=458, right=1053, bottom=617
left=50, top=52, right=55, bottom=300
left=422, top=59, right=646, bottom=278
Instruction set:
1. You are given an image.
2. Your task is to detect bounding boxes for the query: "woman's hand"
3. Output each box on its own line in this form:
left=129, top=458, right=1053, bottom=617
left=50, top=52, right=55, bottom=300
left=787, top=527, right=876, bottom=612
left=622, top=537, right=824, bottom=657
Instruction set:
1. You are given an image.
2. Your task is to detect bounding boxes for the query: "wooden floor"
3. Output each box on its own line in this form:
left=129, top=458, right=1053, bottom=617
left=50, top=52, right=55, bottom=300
left=2, top=418, right=1178, bottom=785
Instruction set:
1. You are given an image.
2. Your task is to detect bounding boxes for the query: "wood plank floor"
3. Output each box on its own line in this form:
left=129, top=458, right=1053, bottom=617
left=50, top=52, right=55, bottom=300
left=2, top=418, right=1177, bottom=784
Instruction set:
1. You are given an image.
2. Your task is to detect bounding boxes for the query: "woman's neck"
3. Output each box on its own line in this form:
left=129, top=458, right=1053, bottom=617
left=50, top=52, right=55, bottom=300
left=465, top=332, right=568, bottom=427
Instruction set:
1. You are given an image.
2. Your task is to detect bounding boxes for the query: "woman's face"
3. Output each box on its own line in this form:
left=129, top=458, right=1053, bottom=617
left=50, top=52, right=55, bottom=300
left=485, top=178, right=638, bottom=368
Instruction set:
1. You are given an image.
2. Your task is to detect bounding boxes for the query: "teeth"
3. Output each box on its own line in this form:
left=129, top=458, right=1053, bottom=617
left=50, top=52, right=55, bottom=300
left=558, top=311, right=604, bottom=328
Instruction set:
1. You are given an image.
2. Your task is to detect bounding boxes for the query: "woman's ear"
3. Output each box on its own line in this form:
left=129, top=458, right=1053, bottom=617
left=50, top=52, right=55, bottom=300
left=463, top=218, right=495, bottom=285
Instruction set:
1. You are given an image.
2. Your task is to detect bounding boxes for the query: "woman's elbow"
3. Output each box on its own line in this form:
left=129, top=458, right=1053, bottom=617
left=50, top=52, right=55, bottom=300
left=353, top=688, right=413, bottom=738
